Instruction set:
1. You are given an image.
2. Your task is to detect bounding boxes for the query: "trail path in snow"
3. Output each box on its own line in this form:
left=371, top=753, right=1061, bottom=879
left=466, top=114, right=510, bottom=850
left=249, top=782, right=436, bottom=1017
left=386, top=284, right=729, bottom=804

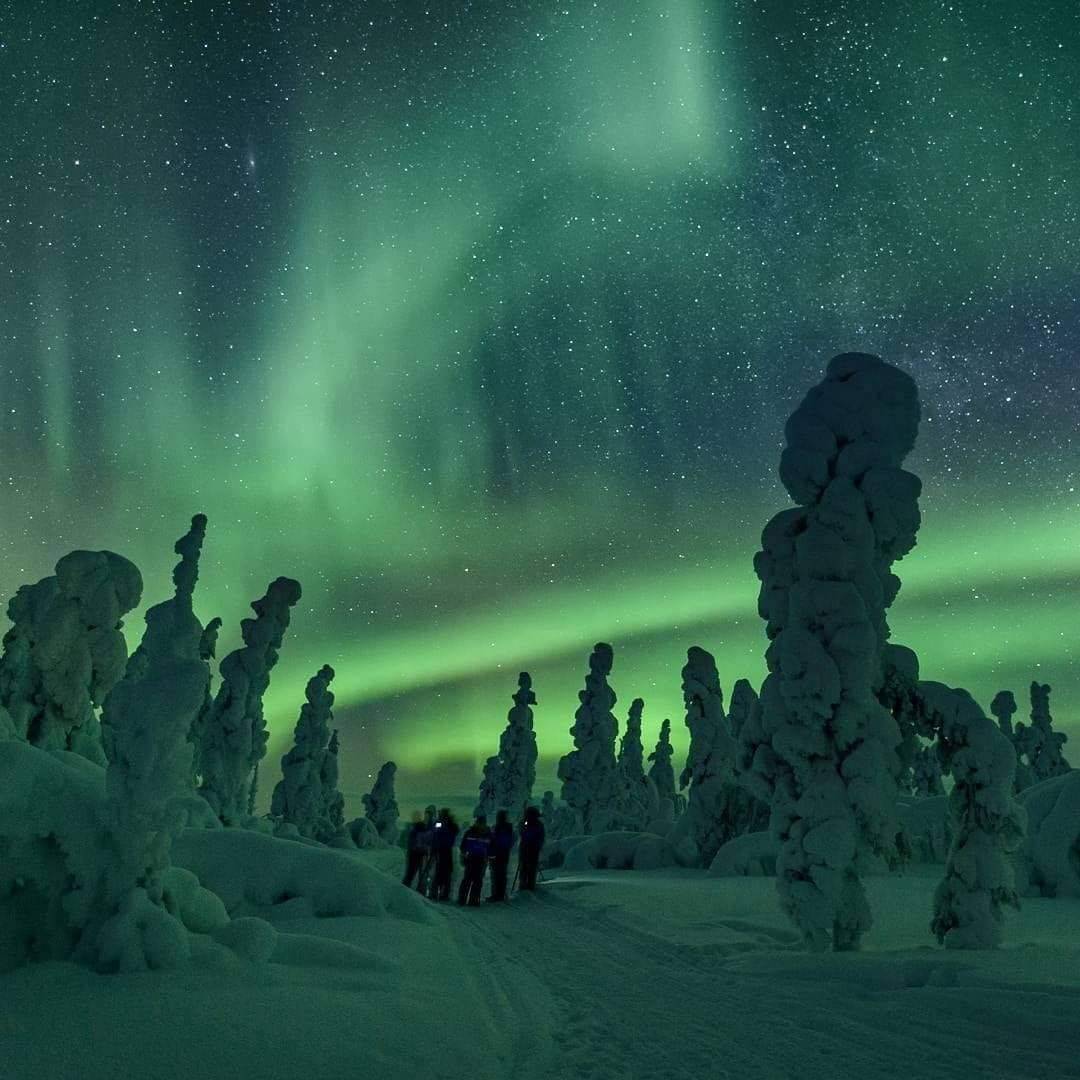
left=442, top=872, right=1080, bottom=1080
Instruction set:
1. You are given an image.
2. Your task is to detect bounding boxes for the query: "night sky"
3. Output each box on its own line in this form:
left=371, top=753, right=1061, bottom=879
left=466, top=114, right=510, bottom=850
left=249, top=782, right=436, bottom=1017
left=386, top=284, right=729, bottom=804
left=2, top=2, right=1078, bottom=801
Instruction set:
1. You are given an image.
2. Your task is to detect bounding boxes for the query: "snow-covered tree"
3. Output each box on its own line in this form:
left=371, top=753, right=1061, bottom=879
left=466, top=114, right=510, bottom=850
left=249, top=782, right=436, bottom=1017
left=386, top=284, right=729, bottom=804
left=923, top=681, right=1026, bottom=948
left=540, top=789, right=578, bottom=841
left=88, top=515, right=215, bottom=970
left=362, top=761, right=399, bottom=843
left=612, top=697, right=656, bottom=831
left=188, top=615, right=222, bottom=786
left=558, top=642, right=619, bottom=834
left=322, top=730, right=346, bottom=839
left=743, top=353, right=920, bottom=950
left=727, top=679, right=758, bottom=742
left=677, top=647, right=748, bottom=865
left=911, top=742, right=944, bottom=796
left=0, top=549, right=143, bottom=763
left=1026, top=681, right=1070, bottom=783
left=647, top=718, right=677, bottom=807
left=198, top=576, right=302, bottom=825
left=475, top=672, right=538, bottom=821
left=990, top=690, right=1017, bottom=739
left=270, top=664, right=342, bottom=843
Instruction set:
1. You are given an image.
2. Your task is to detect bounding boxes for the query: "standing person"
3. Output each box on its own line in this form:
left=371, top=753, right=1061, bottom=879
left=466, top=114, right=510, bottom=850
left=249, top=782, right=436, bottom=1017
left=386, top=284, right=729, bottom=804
left=403, top=806, right=436, bottom=891
left=518, top=805, right=545, bottom=891
left=416, top=804, right=437, bottom=895
left=430, top=807, right=459, bottom=901
left=487, top=809, right=515, bottom=903
left=457, top=814, right=492, bottom=906
left=402, top=811, right=427, bottom=888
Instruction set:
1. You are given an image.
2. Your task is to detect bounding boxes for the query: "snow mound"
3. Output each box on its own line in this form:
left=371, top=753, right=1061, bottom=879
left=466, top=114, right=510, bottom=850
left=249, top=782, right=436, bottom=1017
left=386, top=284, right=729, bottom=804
left=709, top=830, right=778, bottom=877
left=172, top=827, right=434, bottom=923
left=561, top=830, right=677, bottom=871
left=1017, top=772, right=1080, bottom=898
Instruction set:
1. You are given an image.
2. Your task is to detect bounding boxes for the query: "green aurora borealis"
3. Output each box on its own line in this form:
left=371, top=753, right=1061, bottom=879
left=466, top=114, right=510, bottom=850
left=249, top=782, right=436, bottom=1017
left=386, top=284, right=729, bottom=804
left=2, top=2, right=1078, bottom=799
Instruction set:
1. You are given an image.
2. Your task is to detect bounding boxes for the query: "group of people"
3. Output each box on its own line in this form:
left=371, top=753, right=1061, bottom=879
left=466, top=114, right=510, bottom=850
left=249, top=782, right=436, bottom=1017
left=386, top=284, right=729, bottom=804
left=402, top=805, right=546, bottom=906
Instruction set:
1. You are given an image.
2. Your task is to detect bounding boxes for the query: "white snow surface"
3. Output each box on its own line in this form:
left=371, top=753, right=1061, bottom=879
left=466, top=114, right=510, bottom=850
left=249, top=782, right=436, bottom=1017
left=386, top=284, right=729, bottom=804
left=3, top=843, right=1078, bottom=1080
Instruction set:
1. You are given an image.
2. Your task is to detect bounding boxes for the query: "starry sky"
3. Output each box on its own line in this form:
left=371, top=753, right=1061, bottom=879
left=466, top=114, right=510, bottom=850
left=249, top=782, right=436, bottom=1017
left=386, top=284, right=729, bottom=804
left=2, top=1, right=1078, bottom=804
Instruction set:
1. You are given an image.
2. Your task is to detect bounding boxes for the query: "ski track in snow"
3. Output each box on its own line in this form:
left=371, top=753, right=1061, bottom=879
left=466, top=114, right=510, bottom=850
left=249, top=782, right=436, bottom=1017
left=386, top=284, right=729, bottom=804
left=442, top=874, right=1080, bottom=1080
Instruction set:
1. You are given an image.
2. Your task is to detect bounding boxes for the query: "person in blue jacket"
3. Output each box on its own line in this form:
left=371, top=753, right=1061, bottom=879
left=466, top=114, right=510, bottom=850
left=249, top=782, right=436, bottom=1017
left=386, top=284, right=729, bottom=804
left=518, top=805, right=545, bottom=891
left=487, top=809, right=515, bottom=902
left=457, top=814, right=492, bottom=906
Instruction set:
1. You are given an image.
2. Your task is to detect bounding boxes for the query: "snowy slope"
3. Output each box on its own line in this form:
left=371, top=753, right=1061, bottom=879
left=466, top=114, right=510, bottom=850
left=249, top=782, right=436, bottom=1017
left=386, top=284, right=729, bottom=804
left=3, top=859, right=1079, bottom=1080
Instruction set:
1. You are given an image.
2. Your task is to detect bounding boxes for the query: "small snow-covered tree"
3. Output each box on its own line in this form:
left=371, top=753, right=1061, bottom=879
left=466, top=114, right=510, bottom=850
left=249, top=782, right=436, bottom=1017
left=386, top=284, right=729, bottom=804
left=198, top=576, right=302, bottom=825
left=475, top=672, right=538, bottom=821
left=1026, top=681, right=1070, bottom=783
left=0, top=549, right=143, bottom=763
left=322, top=730, right=346, bottom=839
left=677, top=647, right=747, bottom=865
left=990, top=690, right=1017, bottom=739
left=923, top=681, right=1026, bottom=948
left=362, top=761, right=399, bottom=843
left=540, top=789, right=578, bottom=840
left=743, top=354, right=920, bottom=950
left=270, top=664, right=341, bottom=842
left=911, top=743, right=944, bottom=796
left=88, top=515, right=214, bottom=971
left=558, top=642, right=619, bottom=834
left=647, top=719, right=678, bottom=807
left=612, top=697, right=656, bottom=831
left=727, top=679, right=758, bottom=742
left=188, top=615, right=222, bottom=786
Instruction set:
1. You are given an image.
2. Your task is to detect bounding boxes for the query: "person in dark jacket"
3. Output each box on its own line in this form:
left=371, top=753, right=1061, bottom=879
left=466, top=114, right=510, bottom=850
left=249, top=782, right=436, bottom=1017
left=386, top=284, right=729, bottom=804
left=402, top=806, right=435, bottom=890
left=430, top=808, right=459, bottom=901
left=518, top=805, right=545, bottom=891
left=457, top=815, right=492, bottom=906
left=487, top=809, right=515, bottom=902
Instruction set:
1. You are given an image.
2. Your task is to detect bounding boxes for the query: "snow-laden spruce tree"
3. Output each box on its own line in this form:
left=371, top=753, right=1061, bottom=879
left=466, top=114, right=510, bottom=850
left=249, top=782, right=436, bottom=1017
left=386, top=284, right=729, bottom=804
left=270, top=664, right=342, bottom=843
left=475, top=672, right=538, bottom=821
left=198, top=576, right=302, bottom=825
left=0, top=549, right=143, bottom=763
left=187, top=615, right=222, bottom=786
left=88, top=515, right=217, bottom=971
left=911, top=743, right=944, bottom=796
left=540, top=789, right=579, bottom=841
left=322, top=729, right=346, bottom=840
left=362, top=761, right=400, bottom=843
left=558, top=643, right=620, bottom=834
left=647, top=718, right=677, bottom=807
left=612, top=697, right=656, bottom=831
left=677, top=647, right=750, bottom=865
left=743, top=353, right=921, bottom=950
left=727, top=679, right=759, bottom=741
left=922, top=681, right=1027, bottom=948
left=990, top=690, right=1017, bottom=739
left=1026, top=682, right=1071, bottom=783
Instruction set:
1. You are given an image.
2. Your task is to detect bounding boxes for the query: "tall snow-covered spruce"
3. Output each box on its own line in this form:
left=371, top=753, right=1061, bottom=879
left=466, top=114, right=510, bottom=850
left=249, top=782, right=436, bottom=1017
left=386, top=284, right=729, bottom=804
left=475, top=672, right=538, bottom=822
left=647, top=718, right=678, bottom=809
left=743, top=353, right=921, bottom=951
left=198, top=576, right=302, bottom=825
left=558, top=642, right=619, bottom=834
left=612, top=697, right=655, bottom=831
left=90, top=515, right=215, bottom=970
left=922, top=679, right=1026, bottom=948
left=270, top=664, right=343, bottom=843
left=0, top=549, right=143, bottom=763
left=678, top=647, right=745, bottom=865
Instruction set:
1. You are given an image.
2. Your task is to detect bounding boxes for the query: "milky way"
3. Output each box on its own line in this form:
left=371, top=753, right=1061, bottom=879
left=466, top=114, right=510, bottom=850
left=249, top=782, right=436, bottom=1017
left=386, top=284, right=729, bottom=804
left=2, top=2, right=1077, bottom=798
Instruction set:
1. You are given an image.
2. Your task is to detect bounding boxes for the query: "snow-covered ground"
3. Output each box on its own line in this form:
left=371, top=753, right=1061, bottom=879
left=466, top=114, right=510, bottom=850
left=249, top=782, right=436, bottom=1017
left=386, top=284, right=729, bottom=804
left=4, top=851, right=1078, bottom=1080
